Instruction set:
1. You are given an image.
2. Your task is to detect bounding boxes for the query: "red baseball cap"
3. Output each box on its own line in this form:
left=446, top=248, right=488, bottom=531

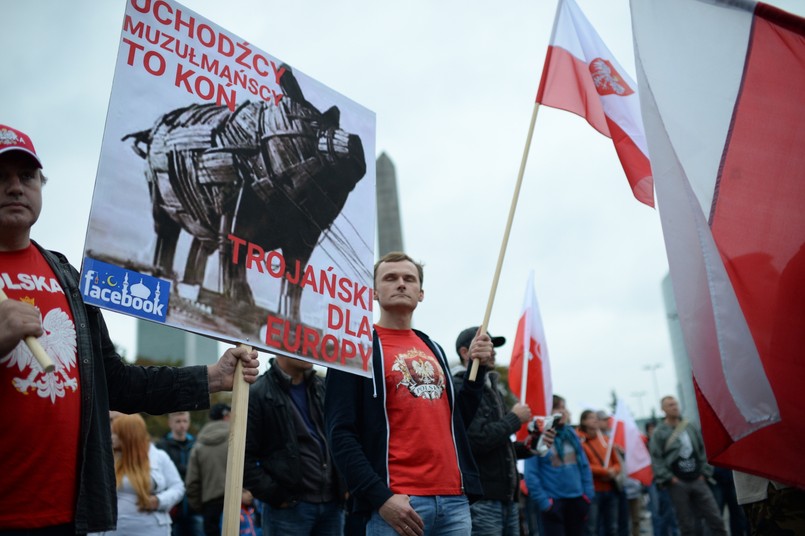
left=0, top=124, right=43, bottom=168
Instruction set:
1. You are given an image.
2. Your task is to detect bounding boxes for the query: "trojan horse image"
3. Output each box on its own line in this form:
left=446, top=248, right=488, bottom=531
left=124, top=66, right=366, bottom=322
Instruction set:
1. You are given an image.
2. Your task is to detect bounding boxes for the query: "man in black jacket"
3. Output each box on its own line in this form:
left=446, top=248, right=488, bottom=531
left=453, top=326, right=532, bottom=536
left=325, top=251, right=495, bottom=536
left=156, top=411, right=203, bottom=536
left=244, top=355, right=344, bottom=535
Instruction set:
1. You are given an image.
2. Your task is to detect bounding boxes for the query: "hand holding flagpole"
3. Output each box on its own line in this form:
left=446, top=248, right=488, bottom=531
left=0, top=288, right=55, bottom=373
left=221, top=343, right=252, bottom=536
left=600, top=429, right=613, bottom=469
left=518, top=274, right=535, bottom=404
left=473, top=0, right=657, bottom=379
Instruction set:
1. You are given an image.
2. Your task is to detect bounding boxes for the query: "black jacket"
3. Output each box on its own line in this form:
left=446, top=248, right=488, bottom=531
left=243, top=358, right=345, bottom=507
left=37, top=245, right=211, bottom=534
left=156, top=433, right=196, bottom=480
left=453, top=370, right=523, bottom=501
left=324, top=329, right=486, bottom=514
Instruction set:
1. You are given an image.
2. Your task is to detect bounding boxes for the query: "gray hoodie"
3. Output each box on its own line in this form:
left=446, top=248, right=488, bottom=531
left=185, top=420, right=230, bottom=511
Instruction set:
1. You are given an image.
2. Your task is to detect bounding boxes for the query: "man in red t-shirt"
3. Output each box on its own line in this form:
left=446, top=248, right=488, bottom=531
left=0, top=124, right=261, bottom=534
left=325, top=251, right=496, bottom=536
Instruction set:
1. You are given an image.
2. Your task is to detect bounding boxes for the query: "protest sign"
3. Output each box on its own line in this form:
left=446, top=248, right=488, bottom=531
left=82, top=0, right=376, bottom=376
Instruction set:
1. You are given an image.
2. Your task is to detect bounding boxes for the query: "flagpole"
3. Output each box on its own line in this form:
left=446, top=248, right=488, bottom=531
left=519, top=272, right=534, bottom=403
left=603, top=427, right=614, bottom=469
left=0, top=288, right=56, bottom=373
left=470, top=101, right=541, bottom=381
left=222, top=344, right=252, bottom=536
left=519, top=329, right=530, bottom=404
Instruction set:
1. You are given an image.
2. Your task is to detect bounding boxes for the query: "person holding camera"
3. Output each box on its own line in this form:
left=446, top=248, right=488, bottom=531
left=523, top=395, right=594, bottom=536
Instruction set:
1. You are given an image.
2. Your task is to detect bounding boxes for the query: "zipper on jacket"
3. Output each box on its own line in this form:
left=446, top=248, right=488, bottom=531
left=377, top=334, right=393, bottom=488
left=372, top=330, right=379, bottom=399
left=432, top=341, right=465, bottom=493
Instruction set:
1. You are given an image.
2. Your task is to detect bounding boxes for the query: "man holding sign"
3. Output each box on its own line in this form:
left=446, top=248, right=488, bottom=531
left=325, top=251, right=495, bottom=536
left=0, top=124, right=260, bottom=535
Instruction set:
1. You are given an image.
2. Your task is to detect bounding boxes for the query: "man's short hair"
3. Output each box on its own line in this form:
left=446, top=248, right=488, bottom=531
left=552, top=394, right=565, bottom=411
left=373, top=251, right=424, bottom=286
left=660, top=395, right=676, bottom=408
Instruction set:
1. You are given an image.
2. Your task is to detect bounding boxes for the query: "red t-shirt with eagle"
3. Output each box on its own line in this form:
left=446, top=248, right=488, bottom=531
left=376, top=325, right=462, bottom=496
left=0, top=244, right=80, bottom=528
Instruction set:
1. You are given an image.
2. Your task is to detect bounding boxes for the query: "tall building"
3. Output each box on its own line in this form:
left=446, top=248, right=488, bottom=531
left=375, top=152, right=404, bottom=256
left=136, top=320, right=219, bottom=366
left=661, top=273, right=699, bottom=424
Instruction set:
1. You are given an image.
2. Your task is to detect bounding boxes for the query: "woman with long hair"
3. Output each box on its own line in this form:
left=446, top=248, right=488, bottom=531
left=99, top=413, right=185, bottom=535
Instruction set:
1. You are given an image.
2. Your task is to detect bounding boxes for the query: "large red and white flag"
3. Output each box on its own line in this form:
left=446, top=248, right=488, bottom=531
left=632, top=0, right=805, bottom=487
left=537, top=0, right=654, bottom=207
left=612, top=399, right=653, bottom=486
left=508, top=271, right=552, bottom=441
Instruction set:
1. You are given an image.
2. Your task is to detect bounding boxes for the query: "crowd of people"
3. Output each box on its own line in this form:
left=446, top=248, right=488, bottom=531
left=2, top=125, right=802, bottom=535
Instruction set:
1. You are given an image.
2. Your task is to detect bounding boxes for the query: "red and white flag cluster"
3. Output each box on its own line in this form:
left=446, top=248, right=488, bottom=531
left=537, top=0, right=654, bottom=207
left=632, top=0, right=805, bottom=487
left=508, top=271, right=552, bottom=441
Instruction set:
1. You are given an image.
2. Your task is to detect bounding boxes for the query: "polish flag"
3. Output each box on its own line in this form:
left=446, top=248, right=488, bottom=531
left=612, top=399, right=653, bottom=486
left=632, top=0, right=805, bottom=487
left=537, top=0, right=654, bottom=207
left=508, top=271, right=552, bottom=441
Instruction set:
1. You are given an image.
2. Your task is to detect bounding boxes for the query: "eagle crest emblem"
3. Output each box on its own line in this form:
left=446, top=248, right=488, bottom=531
left=0, top=307, right=78, bottom=403
left=391, top=349, right=445, bottom=400
left=589, top=58, right=634, bottom=97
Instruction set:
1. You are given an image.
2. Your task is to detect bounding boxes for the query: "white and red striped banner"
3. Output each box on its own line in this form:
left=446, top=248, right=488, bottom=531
left=632, top=0, right=805, bottom=487
left=537, top=0, right=654, bottom=207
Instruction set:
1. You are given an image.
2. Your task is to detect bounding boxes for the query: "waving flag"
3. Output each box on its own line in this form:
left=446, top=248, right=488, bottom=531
left=612, top=399, right=653, bottom=486
left=632, top=0, right=805, bottom=487
left=537, top=0, right=653, bottom=207
left=509, top=271, right=552, bottom=440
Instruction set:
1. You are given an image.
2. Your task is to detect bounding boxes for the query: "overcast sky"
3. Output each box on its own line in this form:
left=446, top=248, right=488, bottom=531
left=3, top=0, right=801, bottom=420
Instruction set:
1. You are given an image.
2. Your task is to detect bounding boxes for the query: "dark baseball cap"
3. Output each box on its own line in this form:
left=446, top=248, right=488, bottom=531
left=455, top=326, right=506, bottom=356
left=209, top=403, right=231, bottom=421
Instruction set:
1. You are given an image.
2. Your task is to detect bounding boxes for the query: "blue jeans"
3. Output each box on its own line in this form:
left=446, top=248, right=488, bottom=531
left=617, top=491, right=629, bottom=536
left=172, top=512, right=204, bottom=536
left=587, top=490, right=618, bottom=536
left=367, top=495, right=471, bottom=536
left=538, top=496, right=589, bottom=536
left=648, top=483, right=678, bottom=536
left=262, top=500, right=343, bottom=536
left=469, top=499, right=519, bottom=536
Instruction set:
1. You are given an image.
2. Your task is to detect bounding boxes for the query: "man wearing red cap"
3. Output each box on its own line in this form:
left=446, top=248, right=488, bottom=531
left=0, top=124, right=261, bottom=535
